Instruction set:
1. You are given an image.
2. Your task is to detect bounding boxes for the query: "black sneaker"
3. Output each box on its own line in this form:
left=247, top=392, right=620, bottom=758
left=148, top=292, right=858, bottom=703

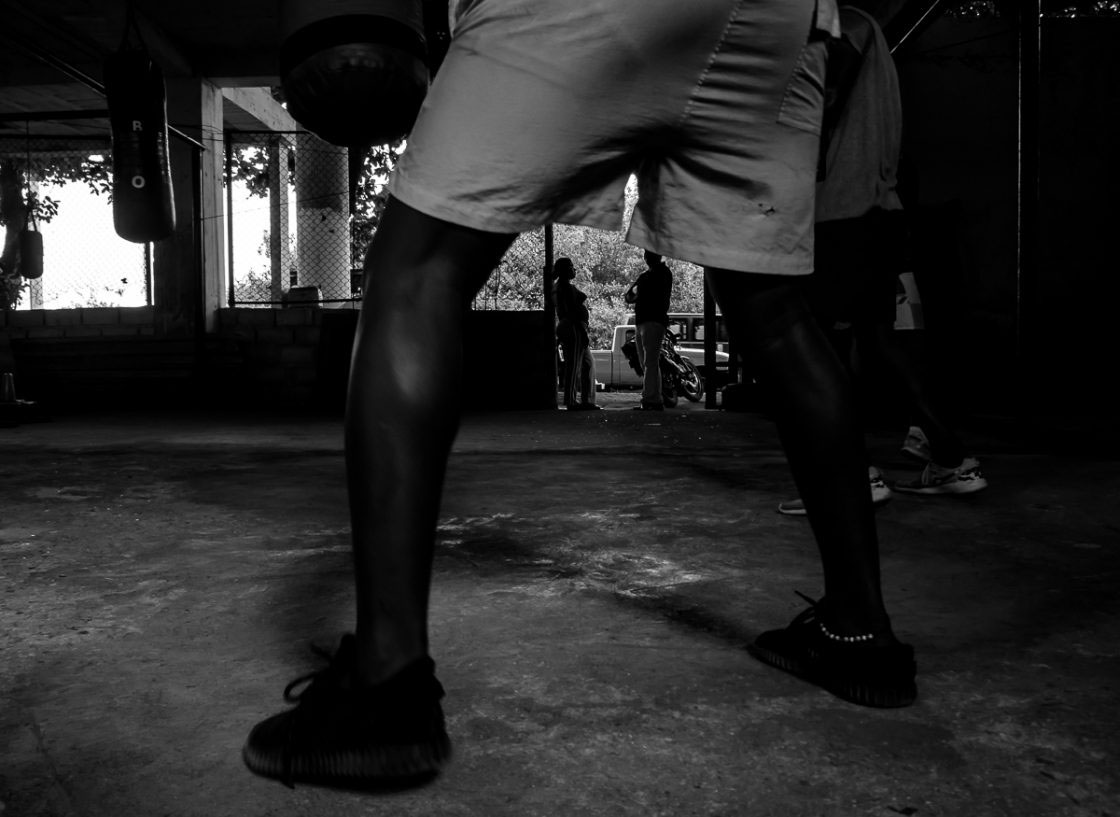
left=747, top=594, right=917, bottom=708
left=242, top=635, right=451, bottom=789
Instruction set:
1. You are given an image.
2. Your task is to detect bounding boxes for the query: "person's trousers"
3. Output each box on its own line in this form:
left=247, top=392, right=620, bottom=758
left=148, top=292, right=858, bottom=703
left=558, top=321, right=595, bottom=407
left=637, top=321, right=665, bottom=405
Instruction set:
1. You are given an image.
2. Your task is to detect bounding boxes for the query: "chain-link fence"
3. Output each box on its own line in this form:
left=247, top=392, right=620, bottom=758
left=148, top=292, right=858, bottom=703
left=225, top=130, right=361, bottom=306
left=469, top=217, right=710, bottom=349
left=222, top=135, right=709, bottom=332
left=471, top=228, right=547, bottom=312
left=1, top=129, right=150, bottom=310
left=226, top=131, right=557, bottom=311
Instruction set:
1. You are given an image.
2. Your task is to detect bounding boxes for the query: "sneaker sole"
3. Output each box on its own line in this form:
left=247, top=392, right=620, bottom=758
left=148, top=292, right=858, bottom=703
left=242, top=732, right=452, bottom=788
left=747, top=643, right=917, bottom=709
left=894, top=476, right=988, bottom=495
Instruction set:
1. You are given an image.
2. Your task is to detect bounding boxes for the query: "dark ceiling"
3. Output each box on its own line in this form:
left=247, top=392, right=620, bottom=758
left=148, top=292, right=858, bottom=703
left=0, top=0, right=283, bottom=138
left=0, top=0, right=1029, bottom=142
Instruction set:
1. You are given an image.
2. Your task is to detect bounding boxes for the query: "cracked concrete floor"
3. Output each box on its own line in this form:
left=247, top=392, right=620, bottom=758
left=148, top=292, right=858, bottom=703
left=1, top=395, right=1117, bottom=817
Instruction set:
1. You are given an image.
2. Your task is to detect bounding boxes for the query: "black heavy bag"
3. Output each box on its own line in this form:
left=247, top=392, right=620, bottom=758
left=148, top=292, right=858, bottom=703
left=104, top=47, right=176, bottom=243
left=279, top=0, right=431, bottom=147
left=18, top=212, right=43, bottom=281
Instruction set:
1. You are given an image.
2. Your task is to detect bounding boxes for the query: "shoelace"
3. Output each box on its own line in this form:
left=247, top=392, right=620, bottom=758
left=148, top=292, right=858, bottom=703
left=283, top=641, right=339, bottom=704
left=790, top=590, right=824, bottom=628
left=280, top=641, right=346, bottom=787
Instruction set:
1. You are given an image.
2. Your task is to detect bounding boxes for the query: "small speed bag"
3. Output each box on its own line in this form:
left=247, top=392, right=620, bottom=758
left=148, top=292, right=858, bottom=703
left=104, top=48, right=176, bottom=243
left=279, top=0, right=430, bottom=147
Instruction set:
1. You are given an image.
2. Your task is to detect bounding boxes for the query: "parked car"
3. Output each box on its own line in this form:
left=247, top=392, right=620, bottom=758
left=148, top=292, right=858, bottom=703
left=625, top=312, right=731, bottom=354
left=590, top=325, right=729, bottom=390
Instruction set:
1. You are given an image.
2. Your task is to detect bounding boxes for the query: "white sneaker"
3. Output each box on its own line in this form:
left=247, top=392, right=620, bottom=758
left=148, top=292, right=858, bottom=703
left=894, top=456, right=988, bottom=495
left=778, top=467, right=893, bottom=516
left=901, top=426, right=931, bottom=462
left=868, top=466, right=893, bottom=505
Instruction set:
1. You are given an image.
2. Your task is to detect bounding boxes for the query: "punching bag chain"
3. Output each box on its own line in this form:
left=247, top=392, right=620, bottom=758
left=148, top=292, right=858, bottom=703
left=118, top=0, right=147, bottom=52
left=22, top=121, right=35, bottom=231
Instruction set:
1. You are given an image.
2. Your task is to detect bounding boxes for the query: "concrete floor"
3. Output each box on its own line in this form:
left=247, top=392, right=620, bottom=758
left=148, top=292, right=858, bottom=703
left=1, top=393, right=1118, bottom=817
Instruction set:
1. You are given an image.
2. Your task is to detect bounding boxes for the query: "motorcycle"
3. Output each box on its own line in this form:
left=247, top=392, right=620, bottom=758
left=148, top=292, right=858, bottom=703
left=621, top=328, right=704, bottom=407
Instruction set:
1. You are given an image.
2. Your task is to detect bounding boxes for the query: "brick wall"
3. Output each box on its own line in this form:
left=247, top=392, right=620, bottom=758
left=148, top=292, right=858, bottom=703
left=212, top=306, right=344, bottom=411
left=2, top=306, right=157, bottom=339
left=2, top=306, right=557, bottom=414
left=0, top=305, right=337, bottom=412
left=1, top=307, right=196, bottom=410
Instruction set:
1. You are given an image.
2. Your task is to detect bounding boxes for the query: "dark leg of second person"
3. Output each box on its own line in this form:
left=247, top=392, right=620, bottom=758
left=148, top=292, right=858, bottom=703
left=856, top=322, right=966, bottom=467
left=347, top=198, right=515, bottom=686
left=706, top=269, right=890, bottom=637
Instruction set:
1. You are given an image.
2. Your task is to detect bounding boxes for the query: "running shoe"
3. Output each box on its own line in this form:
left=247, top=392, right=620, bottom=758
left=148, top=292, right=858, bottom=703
left=894, top=456, right=988, bottom=495
left=747, top=593, right=917, bottom=708
left=901, top=426, right=931, bottom=462
left=243, top=635, right=451, bottom=789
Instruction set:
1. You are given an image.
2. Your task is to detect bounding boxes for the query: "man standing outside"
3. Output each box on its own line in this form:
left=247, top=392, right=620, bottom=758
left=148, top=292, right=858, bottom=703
left=625, top=251, right=673, bottom=411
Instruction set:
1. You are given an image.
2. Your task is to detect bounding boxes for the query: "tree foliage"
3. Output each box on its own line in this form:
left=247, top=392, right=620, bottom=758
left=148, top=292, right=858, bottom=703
left=350, top=140, right=405, bottom=261
left=226, top=142, right=706, bottom=340
left=226, top=134, right=405, bottom=264
left=476, top=181, right=710, bottom=349
left=945, top=0, right=1120, bottom=16
left=0, top=149, right=112, bottom=308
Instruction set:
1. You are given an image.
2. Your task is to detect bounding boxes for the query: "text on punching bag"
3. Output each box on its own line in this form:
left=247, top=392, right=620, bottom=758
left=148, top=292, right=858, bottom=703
left=131, top=120, right=146, bottom=188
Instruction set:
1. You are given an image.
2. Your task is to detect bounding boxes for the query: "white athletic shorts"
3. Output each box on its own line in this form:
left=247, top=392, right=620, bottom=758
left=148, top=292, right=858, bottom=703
left=389, top=0, right=838, bottom=274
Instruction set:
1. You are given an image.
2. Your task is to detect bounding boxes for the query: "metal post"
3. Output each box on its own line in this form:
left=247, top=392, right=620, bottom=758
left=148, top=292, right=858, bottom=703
left=544, top=224, right=556, bottom=407
left=703, top=273, right=718, bottom=409
left=544, top=224, right=554, bottom=308
left=1016, top=0, right=1041, bottom=416
left=887, top=0, right=948, bottom=54
left=144, top=241, right=152, bottom=306
left=192, top=143, right=206, bottom=363
left=225, top=133, right=235, bottom=307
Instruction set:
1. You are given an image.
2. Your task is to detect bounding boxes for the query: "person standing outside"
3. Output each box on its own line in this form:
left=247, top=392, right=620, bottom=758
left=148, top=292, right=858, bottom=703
left=552, top=256, right=599, bottom=410
left=625, top=251, right=673, bottom=411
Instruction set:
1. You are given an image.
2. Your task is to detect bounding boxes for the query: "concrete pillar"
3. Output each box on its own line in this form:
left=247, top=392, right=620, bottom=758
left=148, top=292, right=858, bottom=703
left=268, top=135, right=293, bottom=303
left=293, top=132, right=349, bottom=300
left=156, top=77, right=226, bottom=335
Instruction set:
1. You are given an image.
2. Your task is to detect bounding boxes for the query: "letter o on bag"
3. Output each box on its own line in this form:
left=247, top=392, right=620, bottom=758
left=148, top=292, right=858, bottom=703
left=279, top=0, right=430, bottom=147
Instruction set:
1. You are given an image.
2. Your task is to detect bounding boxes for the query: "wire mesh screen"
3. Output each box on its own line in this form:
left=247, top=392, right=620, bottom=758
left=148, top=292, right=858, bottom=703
left=470, top=216, right=710, bottom=350
left=226, top=131, right=361, bottom=306
left=472, top=228, right=547, bottom=312
left=0, top=132, right=150, bottom=310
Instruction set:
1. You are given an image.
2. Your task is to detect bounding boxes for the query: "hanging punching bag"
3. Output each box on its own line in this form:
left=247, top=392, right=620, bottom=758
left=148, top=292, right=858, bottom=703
left=18, top=213, right=43, bottom=281
left=279, top=0, right=431, bottom=147
left=104, top=46, right=176, bottom=243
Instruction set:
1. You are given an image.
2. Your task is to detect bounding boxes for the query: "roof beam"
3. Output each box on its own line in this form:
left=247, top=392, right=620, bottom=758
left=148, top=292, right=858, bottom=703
left=222, top=88, right=297, bottom=132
